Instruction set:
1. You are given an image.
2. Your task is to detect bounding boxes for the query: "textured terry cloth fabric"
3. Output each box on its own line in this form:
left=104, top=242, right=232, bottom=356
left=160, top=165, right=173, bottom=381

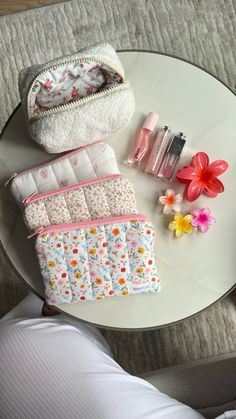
left=0, top=0, right=235, bottom=134
left=0, top=293, right=203, bottom=419
left=19, top=42, right=135, bottom=153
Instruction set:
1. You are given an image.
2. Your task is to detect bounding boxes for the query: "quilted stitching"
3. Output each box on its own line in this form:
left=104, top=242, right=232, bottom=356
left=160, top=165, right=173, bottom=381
left=50, top=164, right=66, bottom=190
left=83, top=183, right=110, bottom=219
left=45, top=195, right=71, bottom=225
left=24, top=177, right=137, bottom=231
left=11, top=142, right=120, bottom=208
left=104, top=178, right=138, bottom=216
left=63, top=189, right=90, bottom=222
left=105, top=221, right=131, bottom=297
left=64, top=230, right=93, bottom=303
left=35, top=218, right=160, bottom=305
left=86, top=227, right=113, bottom=300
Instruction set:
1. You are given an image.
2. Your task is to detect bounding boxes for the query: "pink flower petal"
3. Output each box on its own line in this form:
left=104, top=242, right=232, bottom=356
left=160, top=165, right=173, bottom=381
left=176, top=166, right=197, bottom=183
left=199, top=223, right=209, bottom=233
left=207, top=216, right=216, bottom=224
left=208, top=160, right=228, bottom=176
left=203, top=188, right=218, bottom=197
left=202, top=208, right=210, bottom=216
left=191, top=208, right=215, bottom=232
left=191, top=208, right=201, bottom=217
left=205, top=178, right=224, bottom=194
left=177, top=152, right=227, bottom=201
left=191, top=219, right=201, bottom=228
left=191, top=152, right=209, bottom=169
left=186, top=180, right=203, bottom=202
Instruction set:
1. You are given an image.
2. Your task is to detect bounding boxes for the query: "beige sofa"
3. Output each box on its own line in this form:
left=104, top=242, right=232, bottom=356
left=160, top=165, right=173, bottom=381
left=142, top=352, right=236, bottom=418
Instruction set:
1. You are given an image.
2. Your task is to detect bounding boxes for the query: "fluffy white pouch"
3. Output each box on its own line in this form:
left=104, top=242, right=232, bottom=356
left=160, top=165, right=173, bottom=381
left=6, top=141, right=120, bottom=208
left=19, top=42, right=135, bottom=153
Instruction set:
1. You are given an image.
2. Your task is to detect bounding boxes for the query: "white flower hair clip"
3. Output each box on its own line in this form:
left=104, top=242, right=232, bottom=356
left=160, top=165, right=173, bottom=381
left=158, top=189, right=183, bottom=214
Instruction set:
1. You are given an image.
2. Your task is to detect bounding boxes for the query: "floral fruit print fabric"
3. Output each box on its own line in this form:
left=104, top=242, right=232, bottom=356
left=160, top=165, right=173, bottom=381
left=35, top=219, right=160, bottom=304
left=25, top=177, right=137, bottom=230
left=28, top=60, right=123, bottom=117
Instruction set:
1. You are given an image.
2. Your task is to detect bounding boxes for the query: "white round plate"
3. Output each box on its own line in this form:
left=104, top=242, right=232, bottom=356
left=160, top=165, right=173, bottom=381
left=0, top=51, right=235, bottom=329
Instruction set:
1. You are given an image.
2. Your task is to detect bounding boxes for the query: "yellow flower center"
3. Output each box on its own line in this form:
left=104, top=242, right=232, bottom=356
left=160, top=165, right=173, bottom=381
left=177, top=219, right=189, bottom=229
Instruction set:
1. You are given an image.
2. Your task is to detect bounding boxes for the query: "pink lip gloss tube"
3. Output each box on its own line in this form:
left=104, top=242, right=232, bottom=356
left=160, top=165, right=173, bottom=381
left=144, top=126, right=172, bottom=176
left=126, top=112, right=159, bottom=168
left=157, top=132, right=186, bottom=181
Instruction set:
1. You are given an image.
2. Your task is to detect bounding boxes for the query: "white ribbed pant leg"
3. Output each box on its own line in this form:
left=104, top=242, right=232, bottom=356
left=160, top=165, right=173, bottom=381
left=0, top=294, right=204, bottom=419
left=1, top=293, right=44, bottom=321
left=0, top=293, right=111, bottom=356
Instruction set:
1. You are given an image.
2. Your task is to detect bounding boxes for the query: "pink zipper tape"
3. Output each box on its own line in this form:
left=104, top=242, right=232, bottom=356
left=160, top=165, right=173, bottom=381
left=4, top=172, right=18, bottom=186
left=5, top=140, right=103, bottom=186
left=27, top=214, right=149, bottom=238
left=22, top=191, right=38, bottom=205
left=27, top=227, right=44, bottom=239
left=23, top=174, right=124, bottom=206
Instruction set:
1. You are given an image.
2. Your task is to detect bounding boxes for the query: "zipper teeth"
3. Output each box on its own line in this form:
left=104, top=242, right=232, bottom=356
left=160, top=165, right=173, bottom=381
left=24, top=174, right=123, bottom=205
left=38, top=214, right=148, bottom=235
left=27, top=56, right=126, bottom=121
left=9, top=140, right=103, bottom=180
left=29, top=82, right=129, bottom=121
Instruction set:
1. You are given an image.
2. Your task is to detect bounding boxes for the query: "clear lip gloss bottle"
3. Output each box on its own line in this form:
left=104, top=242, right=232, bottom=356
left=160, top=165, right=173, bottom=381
left=126, top=112, right=159, bottom=168
left=157, top=132, right=186, bottom=181
left=144, top=126, right=172, bottom=176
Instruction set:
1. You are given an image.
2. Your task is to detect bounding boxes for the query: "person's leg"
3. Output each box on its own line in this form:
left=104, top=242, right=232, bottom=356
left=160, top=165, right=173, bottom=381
left=1, top=293, right=43, bottom=321
left=1, top=293, right=112, bottom=355
left=1, top=293, right=59, bottom=321
left=0, top=295, right=203, bottom=419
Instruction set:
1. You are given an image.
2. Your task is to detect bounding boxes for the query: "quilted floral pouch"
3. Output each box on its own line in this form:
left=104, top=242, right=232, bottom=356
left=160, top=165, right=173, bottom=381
left=23, top=174, right=138, bottom=231
left=33, top=214, right=160, bottom=304
left=5, top=141, right=119, bottom=209
left=18, top=42, right=135, bottom=153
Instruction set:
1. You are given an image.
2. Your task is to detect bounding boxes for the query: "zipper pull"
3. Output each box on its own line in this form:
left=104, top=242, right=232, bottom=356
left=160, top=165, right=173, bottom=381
left=22, top=191, right=37, bottom=206
left=27, top=227, right=44, bottom=239
left=5, top=172, right=18, bottom=186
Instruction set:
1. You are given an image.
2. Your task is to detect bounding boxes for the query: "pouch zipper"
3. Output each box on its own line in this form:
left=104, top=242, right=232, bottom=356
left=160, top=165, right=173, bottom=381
left=23, top=174, right=124, bottom=206
left=28, top=214, right=148, bottom=238
left=5, top=172, right=18, bottom=186
left=5, top=140, right=103, bottom=186
left=27, top=56, right=128, bottom=121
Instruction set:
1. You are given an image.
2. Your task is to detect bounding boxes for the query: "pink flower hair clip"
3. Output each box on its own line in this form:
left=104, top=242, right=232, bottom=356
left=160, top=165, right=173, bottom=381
left=158, top=189, right=183, bottom=214
left=176, top=152, right=228, bottom=202
left=191, top=208, right=216, bottom=233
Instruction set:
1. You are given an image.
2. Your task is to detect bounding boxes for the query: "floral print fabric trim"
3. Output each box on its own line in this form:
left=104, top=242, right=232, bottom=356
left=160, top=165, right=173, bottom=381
left=28, top=60, right=123, bottom=118
left=24, top=177, right=137, bottom=231
left=35, top=219, right=160, bottom=304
